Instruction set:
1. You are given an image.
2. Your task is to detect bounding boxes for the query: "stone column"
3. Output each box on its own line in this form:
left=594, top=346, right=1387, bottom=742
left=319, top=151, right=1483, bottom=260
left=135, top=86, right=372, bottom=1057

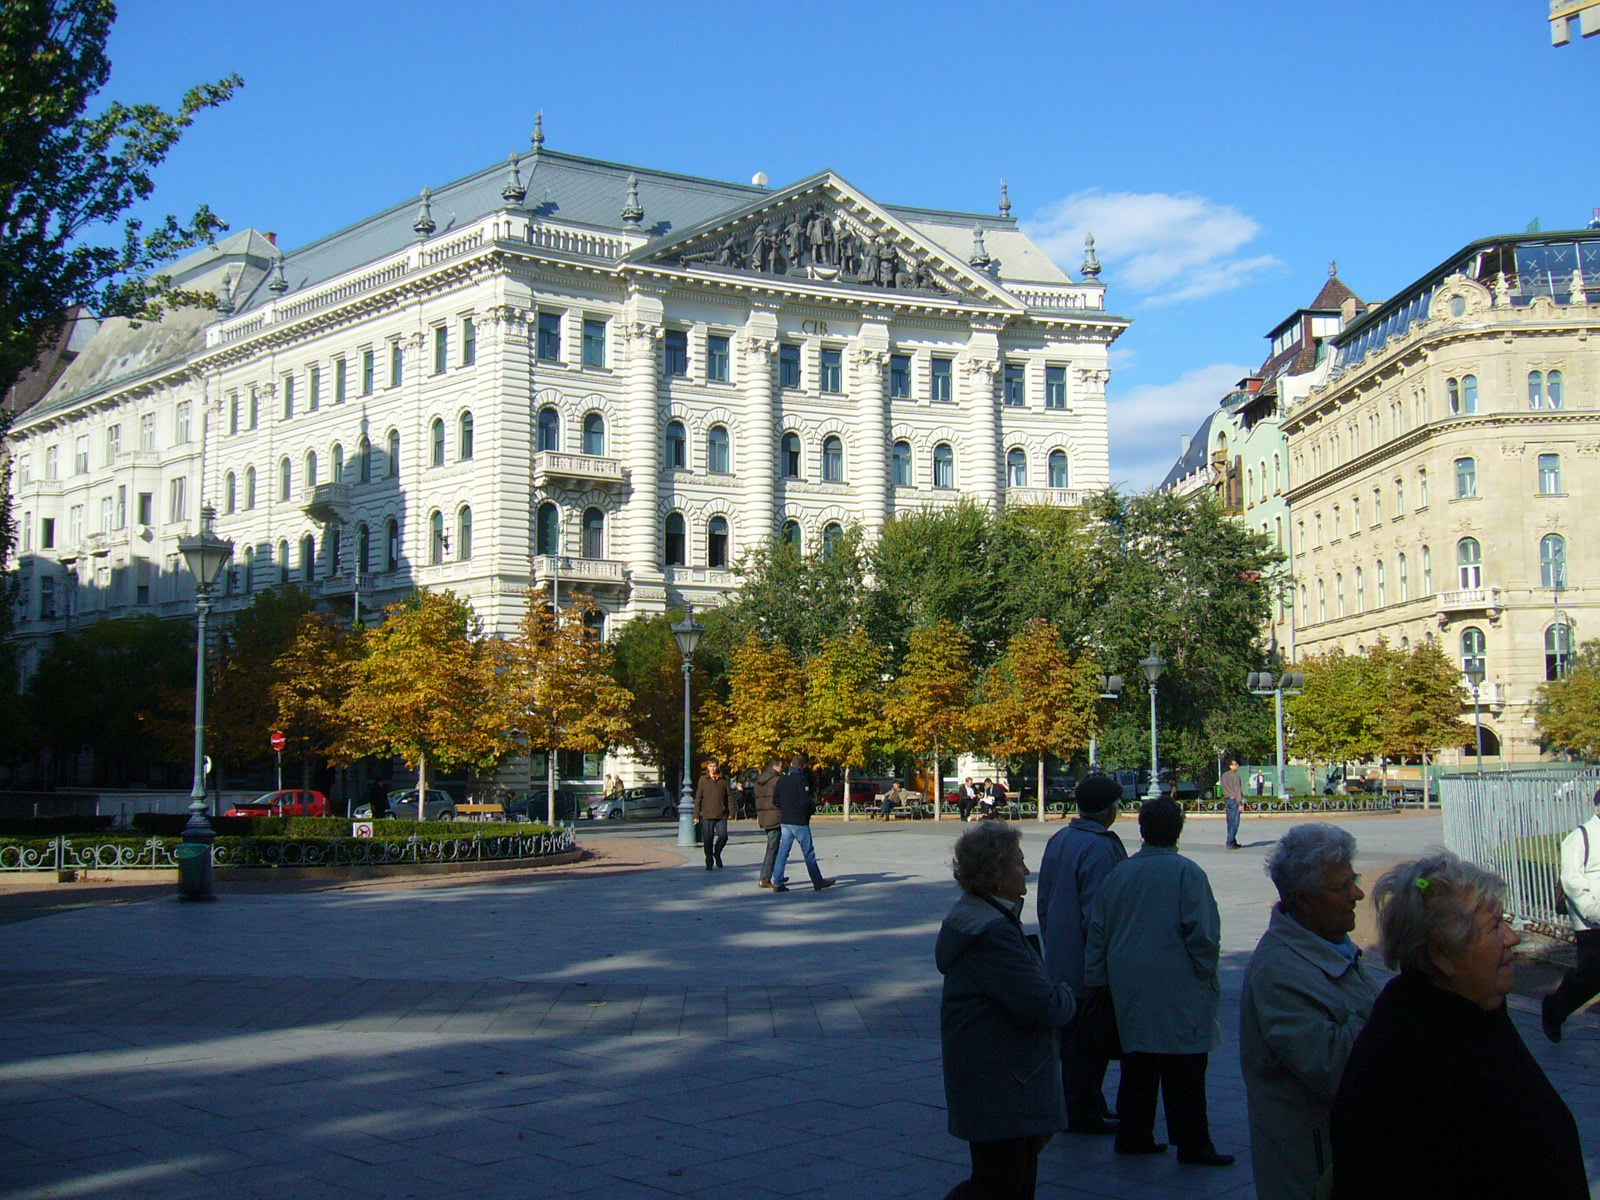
left=482, top=304, right=531, bottom=634
left=961, top=352, right=1003, bottom=512
left=737, top=310, right=779, bottom=550
left=1075, top=366, right=1113, bottom=490
left=620, top=300, right=664, bottom=599
left=850, top=340, right=890, bottom=536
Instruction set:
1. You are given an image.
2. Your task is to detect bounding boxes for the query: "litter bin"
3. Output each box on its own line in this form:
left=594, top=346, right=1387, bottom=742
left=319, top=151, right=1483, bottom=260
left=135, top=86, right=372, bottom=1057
left=176, top=841, right=215, bottom=901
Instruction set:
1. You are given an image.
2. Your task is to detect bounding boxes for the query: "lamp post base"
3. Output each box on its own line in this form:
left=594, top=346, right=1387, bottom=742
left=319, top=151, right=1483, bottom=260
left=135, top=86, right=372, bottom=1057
left=176, top=804, right=216, bottom=901
left=677, top=782, right=696, bottom=847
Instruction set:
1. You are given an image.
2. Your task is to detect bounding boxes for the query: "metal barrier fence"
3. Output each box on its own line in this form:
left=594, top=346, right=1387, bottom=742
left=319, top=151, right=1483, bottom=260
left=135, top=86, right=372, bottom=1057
left=1440, top=768, right=1600, bottom=928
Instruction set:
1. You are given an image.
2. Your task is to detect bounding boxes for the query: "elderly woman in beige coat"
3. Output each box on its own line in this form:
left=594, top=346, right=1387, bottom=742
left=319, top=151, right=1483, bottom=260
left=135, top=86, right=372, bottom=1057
left=1239, top=824, right=1377, bottom=1200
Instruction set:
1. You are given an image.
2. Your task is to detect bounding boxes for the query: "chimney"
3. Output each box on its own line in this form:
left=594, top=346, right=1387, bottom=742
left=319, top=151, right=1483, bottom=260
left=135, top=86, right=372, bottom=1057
left=1340, top=296, right=1359, bottom=323
left=264, top=232, right=277, bottom=247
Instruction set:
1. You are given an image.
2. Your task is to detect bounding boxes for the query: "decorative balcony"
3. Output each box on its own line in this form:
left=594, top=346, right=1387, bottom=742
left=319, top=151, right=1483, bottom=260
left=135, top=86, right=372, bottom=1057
left=532, top=555, right=628, bottom=589
left=1435, top=586, right=1503, bottom=623
left=1004, top=487, right=1096, bottom=509
left=532, top=452, right=627, bottom=490
left=316, top=572, right=373, bottom=598
left=82, top=531, right=111, bottom=557
left=304, top=483, right=351, bottom=523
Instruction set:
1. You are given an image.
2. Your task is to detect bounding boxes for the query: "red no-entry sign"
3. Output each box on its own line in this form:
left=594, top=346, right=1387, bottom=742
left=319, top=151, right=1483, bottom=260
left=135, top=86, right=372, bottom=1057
left=270, top=730, right=287, bottom=752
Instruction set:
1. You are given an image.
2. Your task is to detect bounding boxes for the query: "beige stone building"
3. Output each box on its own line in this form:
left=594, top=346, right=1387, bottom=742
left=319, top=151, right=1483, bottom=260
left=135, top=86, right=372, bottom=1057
left=1283, top=230, right=1600, bottom=764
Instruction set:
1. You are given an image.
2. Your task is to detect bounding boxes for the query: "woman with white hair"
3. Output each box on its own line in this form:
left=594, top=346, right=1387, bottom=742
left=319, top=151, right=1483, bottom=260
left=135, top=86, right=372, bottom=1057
left=1330, top=851, right=1586, bottom=1199
left=1239, top=824, right=1377, bottom=1200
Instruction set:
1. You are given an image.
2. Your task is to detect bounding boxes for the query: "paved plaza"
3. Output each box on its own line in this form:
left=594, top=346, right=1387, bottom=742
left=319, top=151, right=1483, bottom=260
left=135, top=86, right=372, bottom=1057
left=2, top=810, right=1599, bottom=1199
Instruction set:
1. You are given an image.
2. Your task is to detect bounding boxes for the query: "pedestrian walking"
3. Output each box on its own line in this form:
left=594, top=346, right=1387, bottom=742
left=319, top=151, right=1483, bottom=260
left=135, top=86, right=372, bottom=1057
left=693, top=761, right=731, bottom=870
left=1036, top=773, right=1127, bottom=1135
left=770, top=754, right=835, bottom=893
left=754, top=758, right=783, bottom=889
left=1085, top=796, right=1234, bottom=1166
left=1221, top=760, right=1244, bottom=849
left=937, top=821, right=1075, bottom=1200
left=1543, top=787, right=1600, bottom=1042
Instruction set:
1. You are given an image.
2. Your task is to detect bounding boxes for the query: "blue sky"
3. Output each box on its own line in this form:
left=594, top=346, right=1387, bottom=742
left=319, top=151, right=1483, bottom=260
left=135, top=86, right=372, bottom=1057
left=107, top=0, right=1600, bottom=490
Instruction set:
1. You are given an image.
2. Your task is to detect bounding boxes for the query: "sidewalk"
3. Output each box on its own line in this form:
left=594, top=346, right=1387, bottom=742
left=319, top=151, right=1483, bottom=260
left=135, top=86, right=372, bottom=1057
left=1, top=813, right=1597, bottom=1199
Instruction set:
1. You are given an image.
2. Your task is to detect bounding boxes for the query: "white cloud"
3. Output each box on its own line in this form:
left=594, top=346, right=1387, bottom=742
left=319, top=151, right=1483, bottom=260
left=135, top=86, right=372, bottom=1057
left=1108, top=362, right=1253, bottom=492
left=1025, top=190, right=1284, bottom=305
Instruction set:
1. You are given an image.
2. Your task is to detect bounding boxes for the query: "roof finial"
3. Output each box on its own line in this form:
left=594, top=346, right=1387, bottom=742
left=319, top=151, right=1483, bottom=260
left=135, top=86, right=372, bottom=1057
left=999, top=180, right=1012, bottom=219
left=412, top=187, right=437, bottom=238
left=531, top=110, right=545, bottom=151
left=1329, top=258, right=1338, bottom=278
left=621, top=173, right=644, bottom=227
left=969, top=224, right=992, bottom=268
left=267, top=256, right=288, bottom=294
left=1081, top=233, right=1101, bottom=279
left=501, top=152, right=527, bottom=206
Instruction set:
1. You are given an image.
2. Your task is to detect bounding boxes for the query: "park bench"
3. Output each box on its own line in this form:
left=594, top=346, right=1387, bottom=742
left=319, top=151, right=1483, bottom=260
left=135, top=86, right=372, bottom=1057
left=456, top=803, right=505, bottom=822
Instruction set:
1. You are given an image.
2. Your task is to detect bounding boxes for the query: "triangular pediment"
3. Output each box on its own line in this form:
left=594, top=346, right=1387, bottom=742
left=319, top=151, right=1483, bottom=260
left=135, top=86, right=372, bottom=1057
left=627, top=173, right=1020, bottom=308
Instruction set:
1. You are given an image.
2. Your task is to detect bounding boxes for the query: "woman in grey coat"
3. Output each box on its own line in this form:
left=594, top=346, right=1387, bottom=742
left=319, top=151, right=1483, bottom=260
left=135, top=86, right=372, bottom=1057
left=937, top=822, right=1075, bottom=1200
left=1239, top=823, right=1377, bottom=1200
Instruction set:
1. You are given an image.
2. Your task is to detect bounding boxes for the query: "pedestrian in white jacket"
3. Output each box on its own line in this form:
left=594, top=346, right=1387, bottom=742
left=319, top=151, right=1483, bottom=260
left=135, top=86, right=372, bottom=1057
left=1543, top=789, right=1600, bottom=1042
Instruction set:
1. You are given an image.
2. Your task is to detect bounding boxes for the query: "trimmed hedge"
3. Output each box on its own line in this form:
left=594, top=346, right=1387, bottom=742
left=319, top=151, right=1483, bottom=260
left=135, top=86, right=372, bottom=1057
left=0, top=815, right=115, bottom=836
left=132, top=812, right=271, bottom=837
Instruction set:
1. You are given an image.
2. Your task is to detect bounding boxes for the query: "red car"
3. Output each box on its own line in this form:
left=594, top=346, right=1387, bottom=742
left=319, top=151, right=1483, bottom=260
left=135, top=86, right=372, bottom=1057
left=819, top=780, right=892, bottom=808
left=224, top=789, right=330, bottom=818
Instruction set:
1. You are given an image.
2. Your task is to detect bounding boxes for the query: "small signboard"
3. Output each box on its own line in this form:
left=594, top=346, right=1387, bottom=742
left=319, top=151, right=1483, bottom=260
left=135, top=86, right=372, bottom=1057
left=351, top=821, right=374, bottom=839
left=270, top=730, right=287, bottom=752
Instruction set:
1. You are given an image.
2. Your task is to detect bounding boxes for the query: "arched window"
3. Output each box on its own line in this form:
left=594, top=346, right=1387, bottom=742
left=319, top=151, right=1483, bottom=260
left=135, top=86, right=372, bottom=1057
left=891, top=440, right=912, bottom=486
left=245, top=466, right=257, bottom=510
left=305, top=450, right=318, bottom=488
left=1549, top=369, right=1564, bottom=409
left=1299, top=584, right=1308, bottom=627
left=822, top=522, right=844, bottom=560
left=1398, top=552, right=1409, bottom=600
left=1462, top=374, right=1478, bottom=413
left=241, top=545, right=254, bottom=594
left=458, top=412, right=474, bottom=461
left=332, top=443, right=344, bottom=484
left=708, top=425, right=730, bottom=473
left=1376, top=559, right=1386, bottom=607
left=429, top=510, right=445, bottom=565
left=387, top=429, right=400, bottom=478
left=665, top=420, right=687, bottom=469
left=356, top=523, right=370, bottom=575
left=1246, top=466, right=1254, bottom=499
left=1461, top=626, right=1487, bottom=678
left=278, top=457, right=292, bottom=501
left=780, top=431, right=802, bottom=478
left=536, top=502, right=560, bottom=557
left=583, top=412, right=606, bottom=456
left=1418, top=468, right=1428, bottom=507
left=1547, top=623, right=1575, bottom=680
left=1048, top=450, right=1068, bottom=489
left=358, top=436, right=371, bottom=484
left=1454, top=456, right=1476, bottom=498
left=822, top=435, right=843, bottom=482
left=457, top=507, right=473, bottom=561
left=582, top=507, right=604, bottom=559
left=1007, top=447, right=1027, bottom=487
left=1335, top=572, right=1345, bottom=617
left=1457, top=537, right=1482, bottom=588
left=664, top=512, right=686, bottom=566
left=1355, top=567, right=1365, bottom=612
left=1316, top=578, right=1326, bottom=622
left=707, top=515, right=729, bottom=568
left=1541, top=533, right=1567, bottom=588
left=430, top=418, right=445, bottom=467
left=224, top=471, right=236, bottom=514
left=277, top=539, right=289, bottom=585
left=300, top=534, right=316, bottom=581
left=932, top=442, right=954, bottom=489
left=328, top=526, right=342, bottom=574
left=1422, top=544, right=1433, bottom=594
left=1447, top=377, right=1460, bottom=413
left=1529, top=371, right=1545, bottom=409
left=538, top=407, right=560, bottom=452
left=385, top=517, right=400, bottom=572
left=781, top=520, right=802, bottom=551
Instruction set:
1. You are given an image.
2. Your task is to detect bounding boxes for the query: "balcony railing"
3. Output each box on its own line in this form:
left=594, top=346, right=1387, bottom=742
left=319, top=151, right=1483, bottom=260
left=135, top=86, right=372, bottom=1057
left=531, top=555, right=628, bottom=585
left=532, top=452, right=626, bottom=489
left=1435, top=586, right=1502, bottom=619
left=304, top=483, right=351, bottom=523
left=1004, top=487, right=1096, bottom=508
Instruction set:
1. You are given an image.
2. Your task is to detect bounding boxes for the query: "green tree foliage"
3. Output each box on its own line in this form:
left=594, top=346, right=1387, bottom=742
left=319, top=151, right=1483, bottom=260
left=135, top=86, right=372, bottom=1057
left=1376, top=639, right=1470, bottom=775
left=802, top=628, right=892, bottom=818
left=209, top=585, right=316, bottom=768
left=700, top=634, right=806, bottom=773
left=1287, top=647, right=1385, bottom=768
left=974, top=619, right=1101, bottom=819
left=270, top=610, right=357, bottom=780
left=720, top=530, right=870, bottom=660
left=865, top=501, right=998, bottom=656
left=891, top=619, right=977, bottom=816
left=0, top=0, right=241, bottom=399
left=335, top=590, right=511, bottom=798
left=610, top=608, right=716, bottom=786
left=1537, top=639, right=1600, bottom=759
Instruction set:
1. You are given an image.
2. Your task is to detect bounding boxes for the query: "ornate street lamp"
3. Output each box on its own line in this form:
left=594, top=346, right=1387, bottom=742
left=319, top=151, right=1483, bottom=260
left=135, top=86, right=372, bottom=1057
left=670, top=602, right=706, bottom=847
left=176, top=505, right=233, bottom=901
left=1248, top=666, right=1305, bottom=798
left=1089, top=674, right=1123, bottom=769
left=1464, top=661, right=1485, bottom=775
left=1141, top=647, right=1165, bottom=800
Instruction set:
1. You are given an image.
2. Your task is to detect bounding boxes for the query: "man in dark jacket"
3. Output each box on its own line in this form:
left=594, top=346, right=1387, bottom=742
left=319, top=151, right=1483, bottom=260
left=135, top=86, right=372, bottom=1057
left=770, top=754, right=835, bottom=893
left=693, top=761, right=732, bottom=870
left=753, top=758, right=783, bottom=889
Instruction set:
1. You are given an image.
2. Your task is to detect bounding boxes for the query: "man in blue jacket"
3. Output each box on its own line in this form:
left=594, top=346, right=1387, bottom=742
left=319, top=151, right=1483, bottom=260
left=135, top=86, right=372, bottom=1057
left=770, top=754, right=835, bottom=893
left=1037, top=773, right=1127, bottom=1134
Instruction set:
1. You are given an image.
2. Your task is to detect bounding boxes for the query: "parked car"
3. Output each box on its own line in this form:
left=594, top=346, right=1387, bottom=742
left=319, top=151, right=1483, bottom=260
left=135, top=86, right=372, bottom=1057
left=589, top=784, right=677, bottom=821
left=819, top=780, right=892, bottom=808
left=223, top=789, right=330, bottom=818
left=509, top=786, right=581, bottom=822
left=353, top=789, right=458, bottom=821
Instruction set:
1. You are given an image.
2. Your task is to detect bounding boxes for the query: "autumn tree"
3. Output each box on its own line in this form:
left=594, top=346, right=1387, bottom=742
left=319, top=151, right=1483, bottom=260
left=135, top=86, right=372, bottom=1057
left=209, top=585, right=316, bottom=769
left=1376, top=639, right=1469, bottom=805
left=610, top=608, right=716, bottom=787
left=973, top=619, right=1101, bottom=820
left=1537, top=639, right=1600, bottom=759
left=1286, top=648, right=1384, bottom=778
left=802, top=628, right=892, bottom=820
left=335, top=590, right=512, bottom=805
left=700, top=634, right=806, bottom=774
left=271, top=610, right=358, bottom=787
left=891, top=619, right=976, bottom=818
left=505, top=598, right=634, bottom=824
left=1, top=0, right=241, bottom=399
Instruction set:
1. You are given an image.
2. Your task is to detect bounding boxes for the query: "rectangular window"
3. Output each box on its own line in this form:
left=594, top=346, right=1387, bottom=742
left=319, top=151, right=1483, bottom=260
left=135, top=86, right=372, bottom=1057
left=1539, top=453, right=1562, bottom=494
left=21, top=511, right=30, bottom=552
left=137, top=492, right=153, bottom=526
left=778, top=343, right=801, bottom=389
left=99, top=496, right=112, bottom=533
left=45, top=445, right=58, bottom=479
left=335, top=359, right=348, bottom=403
left=41, top=517, right=55, bottom=549
left=930, top=356, right=954, bottom=402
left=820, top=347, right=843, bottom=393
left=105, top=424, right=121, bottom=462
left=537, top=312, right=562, bottom=361
left=282, top=374, right=295, bottom=419
left=1003, top=363, right=1024, bottom=406
left=707, top=334, right=730, bottom=382
left=389, top=341, right=403, bottom=387
left=41, top=576, right=55, bottom=617
left=168, top=477, right=187, bottom=522
left=433, top=326, right=448, bottom=374
left=308, top=365, right=320, bottom=410
left=582, top=318, right=607, bottom=368
left=889, top=353, right=911, bottom=399
left=174, top=402, right=192, bottom=443
left=115, top=485, right=126, bottom=530
left=139, top=414, right=155, bottom=451
left=1045, top=366, right=1067, bottom=409
left=68, top=505, right=83, bottom=544
left=664, top=329, right=688, bottom=377
left=228, top=394, right=239, bottom=435
left=462, top=316, right=476, bottom=365
left=74, top=435, right=89, bottom=474
left=136, top=559, right=150, bottom=606
left=247, top=389, right=259, bottom=429
left=361, top=349, right=375, bottom=394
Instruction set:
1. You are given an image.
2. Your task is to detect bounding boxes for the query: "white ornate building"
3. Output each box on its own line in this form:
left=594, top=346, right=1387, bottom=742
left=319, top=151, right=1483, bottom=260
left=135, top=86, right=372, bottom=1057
left=9, top=132, right=1126, bottom=679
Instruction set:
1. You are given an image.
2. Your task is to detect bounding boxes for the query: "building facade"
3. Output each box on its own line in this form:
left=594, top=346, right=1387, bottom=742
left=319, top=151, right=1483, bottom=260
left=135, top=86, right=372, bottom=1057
left=1284, top=231, right=1600, bottom=764
left=8, top=139, right=1126, bottom=682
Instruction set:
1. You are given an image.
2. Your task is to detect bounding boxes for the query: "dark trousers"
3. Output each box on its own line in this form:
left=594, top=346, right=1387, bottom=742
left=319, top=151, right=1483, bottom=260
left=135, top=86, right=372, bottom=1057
left=1224, top=798, right=1241, bottom=846
left=1550, top=928, right=1600, bottom=1024
left=759, top=827, right=780, bottom=883
left=700, top=817, right=727, bottom=866
left=942, top=1135, right=1044, bottom=1200
left=1059, top=1006, right=1114, bottom=1125
left=1116, top=1051, right=1212, bottom=1154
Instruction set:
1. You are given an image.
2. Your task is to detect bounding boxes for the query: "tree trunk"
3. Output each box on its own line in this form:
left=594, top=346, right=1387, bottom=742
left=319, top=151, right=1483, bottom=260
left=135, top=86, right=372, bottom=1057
left=933, top=741, right=941, bottom=820
left=843, top=763, right=851, bottom=822
left=1037, top=755, right=1046, bottom=822
left=547, top=746, right=558, bottom=826
left=416, top=750, right=428, bottom=819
